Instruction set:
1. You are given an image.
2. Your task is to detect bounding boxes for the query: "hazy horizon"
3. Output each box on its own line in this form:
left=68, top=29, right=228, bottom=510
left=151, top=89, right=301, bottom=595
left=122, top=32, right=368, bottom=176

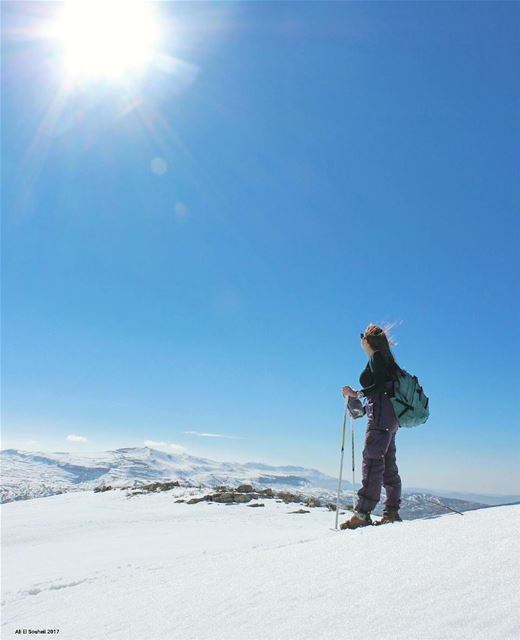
left=2, top=441, right=518, bottom=497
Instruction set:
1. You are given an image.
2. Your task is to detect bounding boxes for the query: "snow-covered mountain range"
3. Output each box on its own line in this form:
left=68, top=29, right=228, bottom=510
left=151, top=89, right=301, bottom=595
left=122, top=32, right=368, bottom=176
left=0, top=446, right=336, bottom=501
left=1, top=446, right=514, bottom=519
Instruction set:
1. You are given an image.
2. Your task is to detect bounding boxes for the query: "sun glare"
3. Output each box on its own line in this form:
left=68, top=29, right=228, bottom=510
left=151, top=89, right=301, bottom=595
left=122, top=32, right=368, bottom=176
left=53, top=0, right=159, bottom=82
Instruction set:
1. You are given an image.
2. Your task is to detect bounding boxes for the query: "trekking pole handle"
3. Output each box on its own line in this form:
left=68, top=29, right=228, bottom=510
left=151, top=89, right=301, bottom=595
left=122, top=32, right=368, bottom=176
left=334, top=399, right=349, bottom=530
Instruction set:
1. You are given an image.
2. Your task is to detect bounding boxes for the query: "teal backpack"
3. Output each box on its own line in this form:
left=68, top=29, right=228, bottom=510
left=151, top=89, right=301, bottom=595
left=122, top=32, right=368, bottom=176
left=389, top=369, right=430, bottom=428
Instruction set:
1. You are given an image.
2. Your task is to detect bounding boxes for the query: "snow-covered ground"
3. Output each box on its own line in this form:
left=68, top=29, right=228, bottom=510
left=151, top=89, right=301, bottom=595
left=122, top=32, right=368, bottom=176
left=1, top=489, right=519, bottom=640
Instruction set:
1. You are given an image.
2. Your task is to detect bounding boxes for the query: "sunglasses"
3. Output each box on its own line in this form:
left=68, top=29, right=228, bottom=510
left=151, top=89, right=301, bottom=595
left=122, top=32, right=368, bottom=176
left=360, top=333, right=365, bottom=339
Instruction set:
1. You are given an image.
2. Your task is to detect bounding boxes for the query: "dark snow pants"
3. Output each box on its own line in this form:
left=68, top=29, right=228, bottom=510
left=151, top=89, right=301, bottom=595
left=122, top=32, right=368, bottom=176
left=355, top=388, right=402, bottom=514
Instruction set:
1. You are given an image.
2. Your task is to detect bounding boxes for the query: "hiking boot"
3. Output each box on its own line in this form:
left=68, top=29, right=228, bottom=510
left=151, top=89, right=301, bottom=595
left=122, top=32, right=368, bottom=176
left=340, top=510, right=373, bottom=530
left=375, top=509, right=403, bottom=526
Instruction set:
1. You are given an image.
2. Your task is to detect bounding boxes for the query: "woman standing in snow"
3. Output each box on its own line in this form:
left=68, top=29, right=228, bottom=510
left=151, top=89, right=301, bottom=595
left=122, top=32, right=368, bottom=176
left=340, top=324, right=404, bottom=529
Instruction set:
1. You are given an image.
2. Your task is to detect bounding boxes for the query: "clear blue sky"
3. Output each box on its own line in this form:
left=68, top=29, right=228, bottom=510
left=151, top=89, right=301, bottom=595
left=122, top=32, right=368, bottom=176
left=2, top=1, right=519, bottom=494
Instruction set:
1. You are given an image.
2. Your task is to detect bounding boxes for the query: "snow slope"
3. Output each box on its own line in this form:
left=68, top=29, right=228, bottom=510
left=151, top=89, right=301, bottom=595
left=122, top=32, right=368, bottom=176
left=1, top=489, right=519, bottom=640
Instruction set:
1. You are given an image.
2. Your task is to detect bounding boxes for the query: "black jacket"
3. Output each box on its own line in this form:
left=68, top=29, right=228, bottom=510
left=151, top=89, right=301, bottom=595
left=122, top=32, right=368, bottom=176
left=358, top=350, right=396, bottom=398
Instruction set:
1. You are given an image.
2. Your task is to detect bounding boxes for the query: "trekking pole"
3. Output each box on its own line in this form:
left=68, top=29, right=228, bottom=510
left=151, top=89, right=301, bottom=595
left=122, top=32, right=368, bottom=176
left=351, top=412, right=356, bottom=512
left=334, top=398, right=348, bottom=530
left=427, top=496, right=464, bottom=516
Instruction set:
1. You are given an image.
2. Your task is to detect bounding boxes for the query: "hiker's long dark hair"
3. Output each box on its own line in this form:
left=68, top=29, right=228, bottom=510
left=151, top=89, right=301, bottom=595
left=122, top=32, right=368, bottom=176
left=363, top=323, right=405, bottom=379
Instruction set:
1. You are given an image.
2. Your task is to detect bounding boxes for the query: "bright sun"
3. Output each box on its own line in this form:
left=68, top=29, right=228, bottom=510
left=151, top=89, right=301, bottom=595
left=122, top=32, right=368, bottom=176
left=53, top=0, right=159, bottom=82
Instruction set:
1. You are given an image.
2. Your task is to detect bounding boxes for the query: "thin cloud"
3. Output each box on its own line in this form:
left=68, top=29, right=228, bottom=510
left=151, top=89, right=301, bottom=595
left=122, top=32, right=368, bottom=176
left=169, top=443, right=187, bottom=454
left=66, top=434, right=87, bottom=442
left=144, top=440, right=187, bottom=454
left=183, top=430, right=244, bottom=440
